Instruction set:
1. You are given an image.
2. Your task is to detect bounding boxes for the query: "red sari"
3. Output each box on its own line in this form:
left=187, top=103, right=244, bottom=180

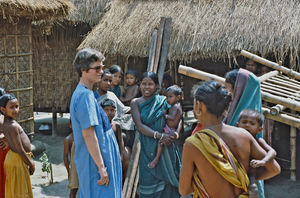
left=0, top=147, right=9, bottom=198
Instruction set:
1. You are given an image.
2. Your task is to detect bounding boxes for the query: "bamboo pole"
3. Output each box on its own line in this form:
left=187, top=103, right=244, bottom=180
left=123, top=132, right=141, bottom=198
left=258, top=70, right=279, bottom=82
left=272, top=76, right=300, bottom=87
left=261, top=84, right=297, bottom=98
left=240, top=50, right=300, bottom=80
left=276, top=75, right=300, bottom=85
left=178, top=65, right=225, bottom=84
left=290, top=110, right=297, bottom=181
left=153, top=17, right=165, bottom=74
left=147, top=29, right=157, bottom=72
left=158, top=17, right=172, bottom=86
left=131, top=170, right=139, bottom=198
left=262, top=81, right=298, bottom=94
left=261, top=87, right=300, bottom=102
left=262, top=108, right=300, bottom=129
left=270, top=104, right=286, bottom=116
left=178, top=65, right=300, bottom=111
left=261, top=92, right=300, bottom=111
left=266, top=78, right=300, bottom=92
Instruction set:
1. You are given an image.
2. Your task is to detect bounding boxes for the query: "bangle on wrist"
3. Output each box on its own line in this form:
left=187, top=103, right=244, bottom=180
left=174, top=132, right=179, bottom=139
left=160, top=134, right=164, bottom=140
left=154, top=131, right=158, bottom=139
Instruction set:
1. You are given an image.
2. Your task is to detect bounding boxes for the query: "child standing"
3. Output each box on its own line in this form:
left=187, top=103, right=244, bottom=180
left=120, top=69, right=140, bottom=106
left=0, top=93, right=35, bottom=198
left=101, top=99, right=131, bottom=184
left=109, top=65, right=123, bottom=98
left=63, top=120, right=78, bottom=198
left=237, top=109, right=277, bottom=198
left=148, top=85, right=182, bottom=168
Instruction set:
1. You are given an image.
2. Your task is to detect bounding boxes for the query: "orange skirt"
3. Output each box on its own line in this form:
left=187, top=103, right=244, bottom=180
left=4, top=150, right=33, bottom=198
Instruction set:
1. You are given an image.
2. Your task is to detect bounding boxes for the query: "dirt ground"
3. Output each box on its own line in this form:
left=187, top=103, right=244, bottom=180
left=30, top=113, right=300, bottom=198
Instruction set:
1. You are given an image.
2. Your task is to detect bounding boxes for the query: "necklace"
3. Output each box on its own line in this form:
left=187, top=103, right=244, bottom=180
left=205, top=122, right=223, bottom=129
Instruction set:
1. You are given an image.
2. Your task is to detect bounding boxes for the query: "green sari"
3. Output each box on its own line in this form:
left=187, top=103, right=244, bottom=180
left=138, top=94, right=181, bottom=198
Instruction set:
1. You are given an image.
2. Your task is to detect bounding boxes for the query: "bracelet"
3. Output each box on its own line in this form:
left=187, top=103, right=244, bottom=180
left=160, top=134, right=164, bottom=141
left=174, top=132, right=179, bottom=139
left=154, top=131, right=158, bottom=139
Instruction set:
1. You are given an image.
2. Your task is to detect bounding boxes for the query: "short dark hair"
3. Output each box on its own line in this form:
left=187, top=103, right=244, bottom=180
left=225, top=69, right=238, bottom=89
left=165, top=85, right=182, bottom=96
left=101, top=98, right=116, bottom=108
left=73, top=48, right=105, bottom=77
left=125, top=69, right=138, bottom=78
left=194, top=81, right=232, bottom=117
left=238, top=109, right=264, bottom=126
left=142, top=71, right=159, bottom=85
left=101, top=69, right=112, bottom=78
left=0, top=93, right=17, bottom=108
left=109, top=65, right=123, bottom=74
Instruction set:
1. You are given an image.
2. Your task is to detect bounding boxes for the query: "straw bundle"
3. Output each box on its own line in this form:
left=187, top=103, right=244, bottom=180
left=80, top=0, right=300, bottom=69
left=0, top=0, right=75, bottom=20
left=67, top=0, right=111, bottom=26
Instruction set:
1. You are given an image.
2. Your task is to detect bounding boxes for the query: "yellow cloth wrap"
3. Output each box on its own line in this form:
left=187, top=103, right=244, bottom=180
left=4, top=150, right=33, bottom=198
left=186, top=129, right=249, bottom=198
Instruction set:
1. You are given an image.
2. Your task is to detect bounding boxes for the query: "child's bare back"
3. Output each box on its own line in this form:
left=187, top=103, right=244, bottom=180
left=165, top=103, right=182, bottom=130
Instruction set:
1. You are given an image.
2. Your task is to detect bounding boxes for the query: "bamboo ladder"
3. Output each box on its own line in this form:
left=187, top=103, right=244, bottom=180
left=178, top=51, right=300, bottom=181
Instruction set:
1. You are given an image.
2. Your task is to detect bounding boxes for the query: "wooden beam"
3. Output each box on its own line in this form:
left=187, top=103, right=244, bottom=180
left=262, top=107, right=300, bottom=128
left=290, top=111, right=297, bottom=181
left=147, top=29, right=158, bottom=72
left=153, top=17, right=165, bottom=74
left=178, top=65, right=226, bottom=84
left=157, top=17, right=172, bottom=86
left=240, top=50, right=300, bottom=80
left=261, top=92, right=300, bottom=111
left=258, top=70, right=279, bottom=82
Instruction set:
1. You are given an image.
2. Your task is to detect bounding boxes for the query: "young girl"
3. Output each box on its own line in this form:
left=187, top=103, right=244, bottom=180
left=109, top=65, right=123, bottom=98
left=120, top=69, right=140, bottom=106
left=0, top=93, right=34, bottom=198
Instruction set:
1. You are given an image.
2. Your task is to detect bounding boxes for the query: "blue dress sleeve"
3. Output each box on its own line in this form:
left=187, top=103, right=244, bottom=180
left=76, top=91, right=99, bottom=130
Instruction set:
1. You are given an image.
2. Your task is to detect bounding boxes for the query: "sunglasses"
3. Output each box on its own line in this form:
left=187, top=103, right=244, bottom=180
left=89, top=65, right=104, bottom=73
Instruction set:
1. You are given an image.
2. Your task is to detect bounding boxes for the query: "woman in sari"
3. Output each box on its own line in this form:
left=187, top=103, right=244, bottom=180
left=179, top=81, right=280, bottom=198
left=224, top=68, right=265, bottom=198
left=131, top=72, right=181, bottom=198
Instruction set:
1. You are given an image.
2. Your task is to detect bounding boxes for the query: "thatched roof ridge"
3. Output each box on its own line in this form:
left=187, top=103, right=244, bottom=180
left=0, top=0, right=75, bottom=20
left=79, top=0, right=300, bottom=68
left=67, top=0, right=111, bottom=26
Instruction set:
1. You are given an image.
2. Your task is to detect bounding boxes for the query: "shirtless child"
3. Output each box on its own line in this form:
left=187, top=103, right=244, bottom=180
left=63, top=120, right=78, bottom=198
left=120, top=69, right=140, bottom=106
left=148, top=85, right=182, bottom=168
left=101, top=98, right=130, bottom=184
left=0, top=93, right=35, bottom=198
left=237, top=109, right=277, bottom=198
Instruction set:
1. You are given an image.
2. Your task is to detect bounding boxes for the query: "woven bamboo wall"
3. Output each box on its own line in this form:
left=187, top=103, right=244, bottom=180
left=32, top=23, right=91, bottom=113
left=0, top=18, right=34, bottom=135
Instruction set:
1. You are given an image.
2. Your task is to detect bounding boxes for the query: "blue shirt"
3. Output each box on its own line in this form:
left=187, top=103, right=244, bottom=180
left=70, top=84, right=122, bottom=198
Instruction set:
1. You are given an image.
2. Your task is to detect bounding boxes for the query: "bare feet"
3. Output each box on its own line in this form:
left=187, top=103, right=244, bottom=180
left=148, top=159, right=159, bottom=168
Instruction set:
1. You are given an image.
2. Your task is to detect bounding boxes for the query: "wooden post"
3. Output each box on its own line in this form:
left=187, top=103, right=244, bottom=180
left=157, top=17, right=172, bottom=86
left=153, top=17, right=165, bottom=73
left=290, top=111, right=296, bottom=181
left=52, top=109, right=57, bottom=137
left=122, top=132, right=141, bottom=198
left=147, top=29, right=157, bottom=72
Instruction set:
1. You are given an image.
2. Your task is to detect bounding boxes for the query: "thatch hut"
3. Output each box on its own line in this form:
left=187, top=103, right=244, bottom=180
left=32, top=0, right=111, bottom=114
left=0, top=0, right=74, bottom=135
left=79, top=0, right=300, bottom=179
left=80, top=0, right=300, bottom=105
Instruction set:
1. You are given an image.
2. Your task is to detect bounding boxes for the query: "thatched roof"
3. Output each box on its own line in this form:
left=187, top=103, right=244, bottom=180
left=67, top=0, right=111, bottom=26
left=0, top=0, right=75, bottom=20
left=79, top=0, right=300, bottom=69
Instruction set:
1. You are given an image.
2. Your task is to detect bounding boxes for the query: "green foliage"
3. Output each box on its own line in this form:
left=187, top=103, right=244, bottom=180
left=39, top=152, right=51, bottom=174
